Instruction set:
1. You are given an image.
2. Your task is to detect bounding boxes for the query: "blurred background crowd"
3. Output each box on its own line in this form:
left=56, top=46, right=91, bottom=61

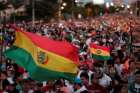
left=0, top=13, right=140, bottom=93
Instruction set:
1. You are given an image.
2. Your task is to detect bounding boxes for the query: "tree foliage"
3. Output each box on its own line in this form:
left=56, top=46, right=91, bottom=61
left=0, top=1, right=9, bottom=11
left=8, top=0, right=23, bottom=9
left=26, top=0, right=58, bottom=20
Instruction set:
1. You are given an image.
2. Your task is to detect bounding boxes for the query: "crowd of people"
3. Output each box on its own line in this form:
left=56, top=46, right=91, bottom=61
left=0, top=14, right=140, bottom=93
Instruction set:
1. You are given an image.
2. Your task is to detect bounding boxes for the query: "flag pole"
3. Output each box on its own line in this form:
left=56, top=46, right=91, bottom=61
left=0, top=12, right=3, bottom=64
left=58, top=0, right=62, bottom=21
left=32, top=0, right=35, bottom=27
left=0, top=30, right=2, bottom=64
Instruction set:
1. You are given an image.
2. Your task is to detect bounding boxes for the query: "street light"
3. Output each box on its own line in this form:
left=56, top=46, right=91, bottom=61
left=78, top=13, right=82, bottom=19
left=61, top=6, right=64, bottom=10
left=110, top=2, right=114, bottom=6
left=116, top=8, right=119, bottom=11
left=127, top=5, right=130, bottom=9
left=130, top=11, right=133, bottom=14
left=62, top=2, right=67, bottom=6
left=121, top=4, right=124, bottom=8
left=93, top=0, right=105, bottom=5
left=106, top=2, right=110, bottom=8
left=75, top=0, right=78, bottom=3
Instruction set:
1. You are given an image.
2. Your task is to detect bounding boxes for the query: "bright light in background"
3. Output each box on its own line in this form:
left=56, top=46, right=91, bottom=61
left=93, top=0, right=105, bottom=5
left=116, top=8, right=119, bottom=11
left=62, top=2, right=67, bottom=6
left=61, top=6, right=64, bottom=10
left=75, top=0, right=78, bottom=3
left=127, top=5, right=130, bottom=9
left=78, top=14, right=82, bottom=19
left=121, top=4, right=124, bottom=8
left=79, top=0, right=137, bottom=6
left=110, top=2, right=114, bottom=6
left=106, top=2, right=110, bottom=8
left=130, top=11, right=133, bottom=14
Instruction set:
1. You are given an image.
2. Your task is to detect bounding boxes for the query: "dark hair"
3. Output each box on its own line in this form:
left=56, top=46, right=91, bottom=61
left=54, top=79, right=65, bottom=86
left=76, top=83, right=82, bottom=87
left=135, top=70, right=140, bottom=75
left=93, top=62, right=103, bottom=68
left=117, top=50, right=124, bottom=62
left=129, top=59, right=135, bottom=65
left=91, top=74, right=94, bottom=80
left=1, top=71, right=7, bottom=76
left=80, top=72, right=89, bottom=80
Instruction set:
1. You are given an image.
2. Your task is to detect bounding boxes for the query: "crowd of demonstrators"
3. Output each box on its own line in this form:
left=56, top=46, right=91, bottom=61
left=0, top=13, right=140, bottom=93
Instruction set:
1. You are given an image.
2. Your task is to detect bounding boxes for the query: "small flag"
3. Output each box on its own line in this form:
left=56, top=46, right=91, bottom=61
left=89, top=44, right=111, bottom=60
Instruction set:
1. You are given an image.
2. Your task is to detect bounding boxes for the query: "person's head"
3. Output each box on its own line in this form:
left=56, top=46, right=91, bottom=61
left=47, top=81, right=54, bottom=87
left=80, top=64, right=89, bottom=71
left=80, top=72, right=89, bottom=85
left=117, top=50, right=124, bottom=62
left=120, top=84, right=128, bottom=93
left=93, top=62, right=103, bottom=78
left=129, top=59, right=136, bottom=70
left=91, top=74, right=99, bottom=84
left=74, top=78, right=82, bottom=91
left=95, top=67, right=104, bottom=79
left=54, top=79, right=65, bottom=92
left=15, top=73, right=23, bottom=83
left=115, top=56, right=121, bottom=64
left=7, top=69, right=13, bottom=77
left=1, top=71, right=7, bottom=80
left=93, top=62, right=103, bottom=68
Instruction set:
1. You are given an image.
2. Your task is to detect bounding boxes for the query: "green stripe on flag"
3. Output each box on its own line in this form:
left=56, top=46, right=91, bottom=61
left=4, top=46, right=76, bottom=82
left=92, top=54, right=111, bottom=61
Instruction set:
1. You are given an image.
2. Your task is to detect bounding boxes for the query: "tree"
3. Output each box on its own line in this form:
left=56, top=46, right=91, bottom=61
left=26, top=0, right=58, bottom=20
left=0, top=1, right=10, bottom=23
left=62, top=0, right=83, bottom=18
left=85, top=2, right=94, bottom=17
left=85, top=3, right=105, bottom=17
left=8, top=0, right=23, bottom=9
left=7, top=0, right=25, bottom=22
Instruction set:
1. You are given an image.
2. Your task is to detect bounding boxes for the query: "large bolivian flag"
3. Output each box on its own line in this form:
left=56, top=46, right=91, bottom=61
left=89, top=44, right=111, bottom=60
left=4, top=27, right=79, bottom=81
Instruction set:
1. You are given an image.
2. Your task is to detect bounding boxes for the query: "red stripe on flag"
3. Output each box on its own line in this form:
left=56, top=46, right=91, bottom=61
left=90, top=43, right=110, bottom=52
left=12, top=25, right=79, bottom=64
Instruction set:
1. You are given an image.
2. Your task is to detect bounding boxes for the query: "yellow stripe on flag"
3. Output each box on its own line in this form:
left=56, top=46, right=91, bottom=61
left=90, top=48, right=110, bottom=57
left=14, top=31, right=78, bottom=74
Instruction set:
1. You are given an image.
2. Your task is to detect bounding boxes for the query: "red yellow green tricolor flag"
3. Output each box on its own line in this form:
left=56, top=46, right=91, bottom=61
left=89, top=44, right=111, bottom=60
left=4, top=26, right=79, bottom=81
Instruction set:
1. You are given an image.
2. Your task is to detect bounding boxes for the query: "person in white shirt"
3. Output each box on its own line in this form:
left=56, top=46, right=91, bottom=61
left=95, top=67, right=112, bottom=88
left=114, top=57, right=123, bottom=77
left=77, top=64, right=93, bottom=85
left=98, top=73, right=112, bottom=88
